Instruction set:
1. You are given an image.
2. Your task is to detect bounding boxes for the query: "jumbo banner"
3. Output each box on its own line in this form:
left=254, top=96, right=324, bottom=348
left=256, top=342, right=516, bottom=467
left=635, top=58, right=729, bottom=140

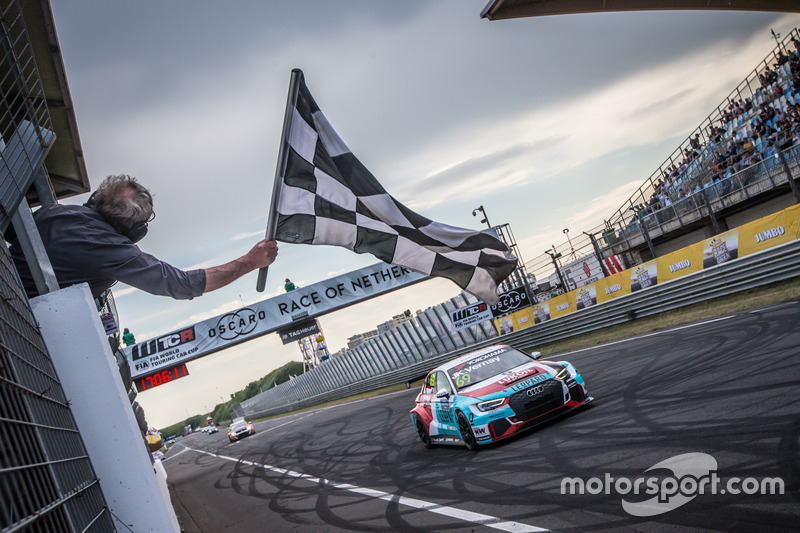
left=738, top=210, right=795, bottom=257
left=549, top=292, right=576, bottom=319
left=125, top=262, right=427, bottom=379
left=785, top=204, right=800, bottom=238
left=596, top=271, right=631, bottom=304
left=496, top=203, right=800, bottom=335
left=630, top=259, right=657, bottom=292
left=703, top=230, right=739, bottom=268
left=657, top=243, right=704, bottom=283
left=575, top=284, right=597, bottom=310
left=532, top=301, right=551, bottom=324
left=495, top=306, right=534, bottom=335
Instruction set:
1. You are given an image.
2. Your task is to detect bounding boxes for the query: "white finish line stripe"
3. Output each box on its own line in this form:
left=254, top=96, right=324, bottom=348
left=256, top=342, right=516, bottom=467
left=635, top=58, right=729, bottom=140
left=186, top=447, right=548, bottom=532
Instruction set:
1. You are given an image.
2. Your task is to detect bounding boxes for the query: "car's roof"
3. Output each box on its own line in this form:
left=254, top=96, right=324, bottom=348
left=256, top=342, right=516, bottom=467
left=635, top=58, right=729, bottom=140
left=428, top=344, right=513, bottom=374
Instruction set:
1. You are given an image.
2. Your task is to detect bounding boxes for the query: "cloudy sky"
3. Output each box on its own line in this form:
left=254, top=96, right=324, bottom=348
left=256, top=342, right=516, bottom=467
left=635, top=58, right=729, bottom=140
left=48, top=1, right=800, bottom=427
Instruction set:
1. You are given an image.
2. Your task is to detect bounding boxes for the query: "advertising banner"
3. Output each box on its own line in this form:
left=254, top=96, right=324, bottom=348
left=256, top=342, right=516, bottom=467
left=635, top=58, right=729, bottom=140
left=559, top=254, right=605, bottom=290
left=495, top=306, right=534, bottom=335
left=532, top=302, right=551, bottom=324
left=549, top=292, right=576, bottom=320
left=596, top=271, right=631, bottom=304
left=738, top=210, right=795, bottom=257
left=630, top=259, right=658, bottom=292
left=277, top=319, right=320, bottom=344
left=575, top=284, right=597, bottom=310
left=125, top=262, right=427, bottom=379
left=657, top=242, right=704, bottom=283
left=450, top=301, right=493, bottom=331
left=489, top=286, right=530, bottom=318
left=786, top=203, right=800, bottom=238
left=703, top=229, right=739, bottom=268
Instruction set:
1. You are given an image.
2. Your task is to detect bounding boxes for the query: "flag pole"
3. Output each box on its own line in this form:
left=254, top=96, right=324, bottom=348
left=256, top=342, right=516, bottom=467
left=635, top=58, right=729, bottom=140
left=256, top=68, right=304, bottom=292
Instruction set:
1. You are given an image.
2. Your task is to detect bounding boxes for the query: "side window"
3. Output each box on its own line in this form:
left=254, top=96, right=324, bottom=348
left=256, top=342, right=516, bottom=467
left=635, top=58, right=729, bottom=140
left=434, top=371, right=453, bottom=395
left=421, top=373, right=435, bottom=395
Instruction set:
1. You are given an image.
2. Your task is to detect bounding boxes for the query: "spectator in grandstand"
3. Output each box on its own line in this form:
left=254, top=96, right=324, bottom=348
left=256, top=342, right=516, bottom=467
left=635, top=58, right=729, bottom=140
left=762, top=141, right=778, bottom=160
left=614, top=41, right=800, bottom=236
left=8, top=175, right=279, bottom=300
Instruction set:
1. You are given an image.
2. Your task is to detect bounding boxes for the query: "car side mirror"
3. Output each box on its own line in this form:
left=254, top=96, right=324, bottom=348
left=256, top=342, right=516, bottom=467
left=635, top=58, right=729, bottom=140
left=531, top=351, right=542, bottom=360
left=435, top=389, right=450, bottom=399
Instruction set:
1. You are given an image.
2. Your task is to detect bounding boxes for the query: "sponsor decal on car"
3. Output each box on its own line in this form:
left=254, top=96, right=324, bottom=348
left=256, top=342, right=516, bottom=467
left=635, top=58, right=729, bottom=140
left=498, top=366, right=539, bottom=386
left=509, top=373, right=551, bottom=393
left=473, top=425, right=491, bottom=441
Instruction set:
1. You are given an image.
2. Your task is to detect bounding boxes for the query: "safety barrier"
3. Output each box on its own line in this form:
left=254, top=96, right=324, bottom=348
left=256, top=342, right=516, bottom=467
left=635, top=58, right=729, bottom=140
left=239, top=237, right=800, bottom=419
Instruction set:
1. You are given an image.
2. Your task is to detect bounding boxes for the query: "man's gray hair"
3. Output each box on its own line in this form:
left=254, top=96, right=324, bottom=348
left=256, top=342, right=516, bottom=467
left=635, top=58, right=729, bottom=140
left=91, top=175, right=154, bottom=235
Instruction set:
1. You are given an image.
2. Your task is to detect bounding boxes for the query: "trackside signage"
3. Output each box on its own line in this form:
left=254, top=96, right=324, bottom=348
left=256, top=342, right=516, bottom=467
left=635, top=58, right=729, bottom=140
left=125, top=262, right=427, bottom=379
left=489, top=286, right=529, bottom=318
left=449, top=301, right=493, bottom=331
left=278, top=318, right=319, bottom=345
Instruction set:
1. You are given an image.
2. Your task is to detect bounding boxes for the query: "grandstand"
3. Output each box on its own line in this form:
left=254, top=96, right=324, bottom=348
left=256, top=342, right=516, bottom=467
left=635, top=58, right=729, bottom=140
left=526, top=27, right=800, bottom=297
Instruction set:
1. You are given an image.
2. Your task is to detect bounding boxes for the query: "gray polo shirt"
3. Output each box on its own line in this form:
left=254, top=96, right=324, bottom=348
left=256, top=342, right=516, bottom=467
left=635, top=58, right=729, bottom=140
left=9, top=203, right=206, bottom=300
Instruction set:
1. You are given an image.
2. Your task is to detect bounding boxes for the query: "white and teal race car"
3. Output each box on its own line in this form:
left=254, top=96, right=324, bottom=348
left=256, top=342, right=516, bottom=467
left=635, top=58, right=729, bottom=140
left=410, top=345, right=592, bottom=450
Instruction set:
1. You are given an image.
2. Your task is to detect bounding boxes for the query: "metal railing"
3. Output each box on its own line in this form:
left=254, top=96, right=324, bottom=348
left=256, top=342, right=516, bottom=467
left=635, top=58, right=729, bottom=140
left=239, top=238, right=800, bottom=419
left=603, top=142, right=800, bottom=255
left=0, top=241, right=113, bottom=532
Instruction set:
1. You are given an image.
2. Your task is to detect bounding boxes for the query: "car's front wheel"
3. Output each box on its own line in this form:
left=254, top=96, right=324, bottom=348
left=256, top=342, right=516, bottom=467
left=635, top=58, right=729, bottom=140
left=457, top=412, right=478, bottom=451
left=414, top=415, right=431, bottom=448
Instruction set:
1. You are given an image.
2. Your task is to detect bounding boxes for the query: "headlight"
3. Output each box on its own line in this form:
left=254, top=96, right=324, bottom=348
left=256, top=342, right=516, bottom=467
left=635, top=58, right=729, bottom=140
left=476, top=397, right=507, bottom=412
left=555, top=363, right=577, bottom=380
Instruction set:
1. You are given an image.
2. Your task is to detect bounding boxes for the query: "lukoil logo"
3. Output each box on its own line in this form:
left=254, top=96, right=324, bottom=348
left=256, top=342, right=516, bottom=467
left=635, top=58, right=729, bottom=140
left=561, top=452, right=784, bottom=516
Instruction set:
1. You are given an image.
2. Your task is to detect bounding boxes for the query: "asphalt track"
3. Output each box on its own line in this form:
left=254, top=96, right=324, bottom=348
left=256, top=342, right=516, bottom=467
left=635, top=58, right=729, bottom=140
left=163, top=300, right=800, bottom=532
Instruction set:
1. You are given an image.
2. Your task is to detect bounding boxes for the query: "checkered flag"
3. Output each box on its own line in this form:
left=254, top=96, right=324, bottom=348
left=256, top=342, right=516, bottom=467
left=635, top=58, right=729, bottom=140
left=266, top=70, right=517, bottom=304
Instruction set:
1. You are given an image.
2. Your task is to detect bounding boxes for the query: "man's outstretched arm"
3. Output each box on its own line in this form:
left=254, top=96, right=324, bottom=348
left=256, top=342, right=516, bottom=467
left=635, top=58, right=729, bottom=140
left=204, top=240, right=278, bottom=293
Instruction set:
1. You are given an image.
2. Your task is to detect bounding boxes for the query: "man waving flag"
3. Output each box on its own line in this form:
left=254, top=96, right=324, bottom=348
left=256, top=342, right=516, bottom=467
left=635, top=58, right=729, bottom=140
left=258, top=69, right=517, bottom=305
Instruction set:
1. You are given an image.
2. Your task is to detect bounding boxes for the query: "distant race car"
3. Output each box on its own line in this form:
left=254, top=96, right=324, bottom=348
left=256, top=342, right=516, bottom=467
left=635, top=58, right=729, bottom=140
left=227, top=419, right=255, bottom=442
left=410, top=345, right=592, bottom=450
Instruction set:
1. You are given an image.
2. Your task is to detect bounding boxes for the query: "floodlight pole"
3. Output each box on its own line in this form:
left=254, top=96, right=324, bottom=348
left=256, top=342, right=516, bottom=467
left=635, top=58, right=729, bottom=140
left=257, top=68, right=304, bottom=292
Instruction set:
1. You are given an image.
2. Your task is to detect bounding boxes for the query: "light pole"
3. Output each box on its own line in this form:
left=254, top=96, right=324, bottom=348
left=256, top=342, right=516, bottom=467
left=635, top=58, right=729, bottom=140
left=544, top=249, right=566, bottom=292
left=472, top=205, right=491, bottom=229
left=563, top=228, right=574, bottom=257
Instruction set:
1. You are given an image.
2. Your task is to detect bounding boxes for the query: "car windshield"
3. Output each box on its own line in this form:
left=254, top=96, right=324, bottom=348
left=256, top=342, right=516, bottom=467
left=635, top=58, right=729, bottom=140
left=446, top=347, right=533, bottom=391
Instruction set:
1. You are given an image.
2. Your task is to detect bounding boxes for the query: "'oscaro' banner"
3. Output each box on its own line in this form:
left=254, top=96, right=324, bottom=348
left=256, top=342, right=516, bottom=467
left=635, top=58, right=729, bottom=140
left=125, top=262, right=427, bottom=380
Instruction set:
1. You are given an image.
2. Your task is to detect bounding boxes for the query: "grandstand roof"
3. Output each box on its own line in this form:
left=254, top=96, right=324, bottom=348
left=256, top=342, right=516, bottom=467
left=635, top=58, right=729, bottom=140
left=481, top=0, right=800, bottom=20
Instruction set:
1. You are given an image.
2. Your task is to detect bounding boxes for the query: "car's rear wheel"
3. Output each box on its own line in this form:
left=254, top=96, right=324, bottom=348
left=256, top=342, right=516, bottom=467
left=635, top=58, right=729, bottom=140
left=457, top=412, right=478, bottom=451
left=414, top=415, right=431, bottom=448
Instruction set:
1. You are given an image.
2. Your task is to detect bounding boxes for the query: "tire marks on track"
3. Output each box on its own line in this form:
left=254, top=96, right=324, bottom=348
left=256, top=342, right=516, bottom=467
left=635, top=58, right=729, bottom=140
left=183, top=445, right=548, bottom=532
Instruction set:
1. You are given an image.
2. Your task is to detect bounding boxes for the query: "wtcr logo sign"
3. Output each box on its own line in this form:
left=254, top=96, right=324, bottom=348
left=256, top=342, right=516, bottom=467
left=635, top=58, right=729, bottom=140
left=561, top=452, right=784, bottom=516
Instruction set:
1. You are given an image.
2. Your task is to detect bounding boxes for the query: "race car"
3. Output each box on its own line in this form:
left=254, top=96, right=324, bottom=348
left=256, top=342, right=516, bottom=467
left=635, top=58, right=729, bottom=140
left=227, top=418, right=255, bottom=442
left=410, top=344, right=592, bottom=450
